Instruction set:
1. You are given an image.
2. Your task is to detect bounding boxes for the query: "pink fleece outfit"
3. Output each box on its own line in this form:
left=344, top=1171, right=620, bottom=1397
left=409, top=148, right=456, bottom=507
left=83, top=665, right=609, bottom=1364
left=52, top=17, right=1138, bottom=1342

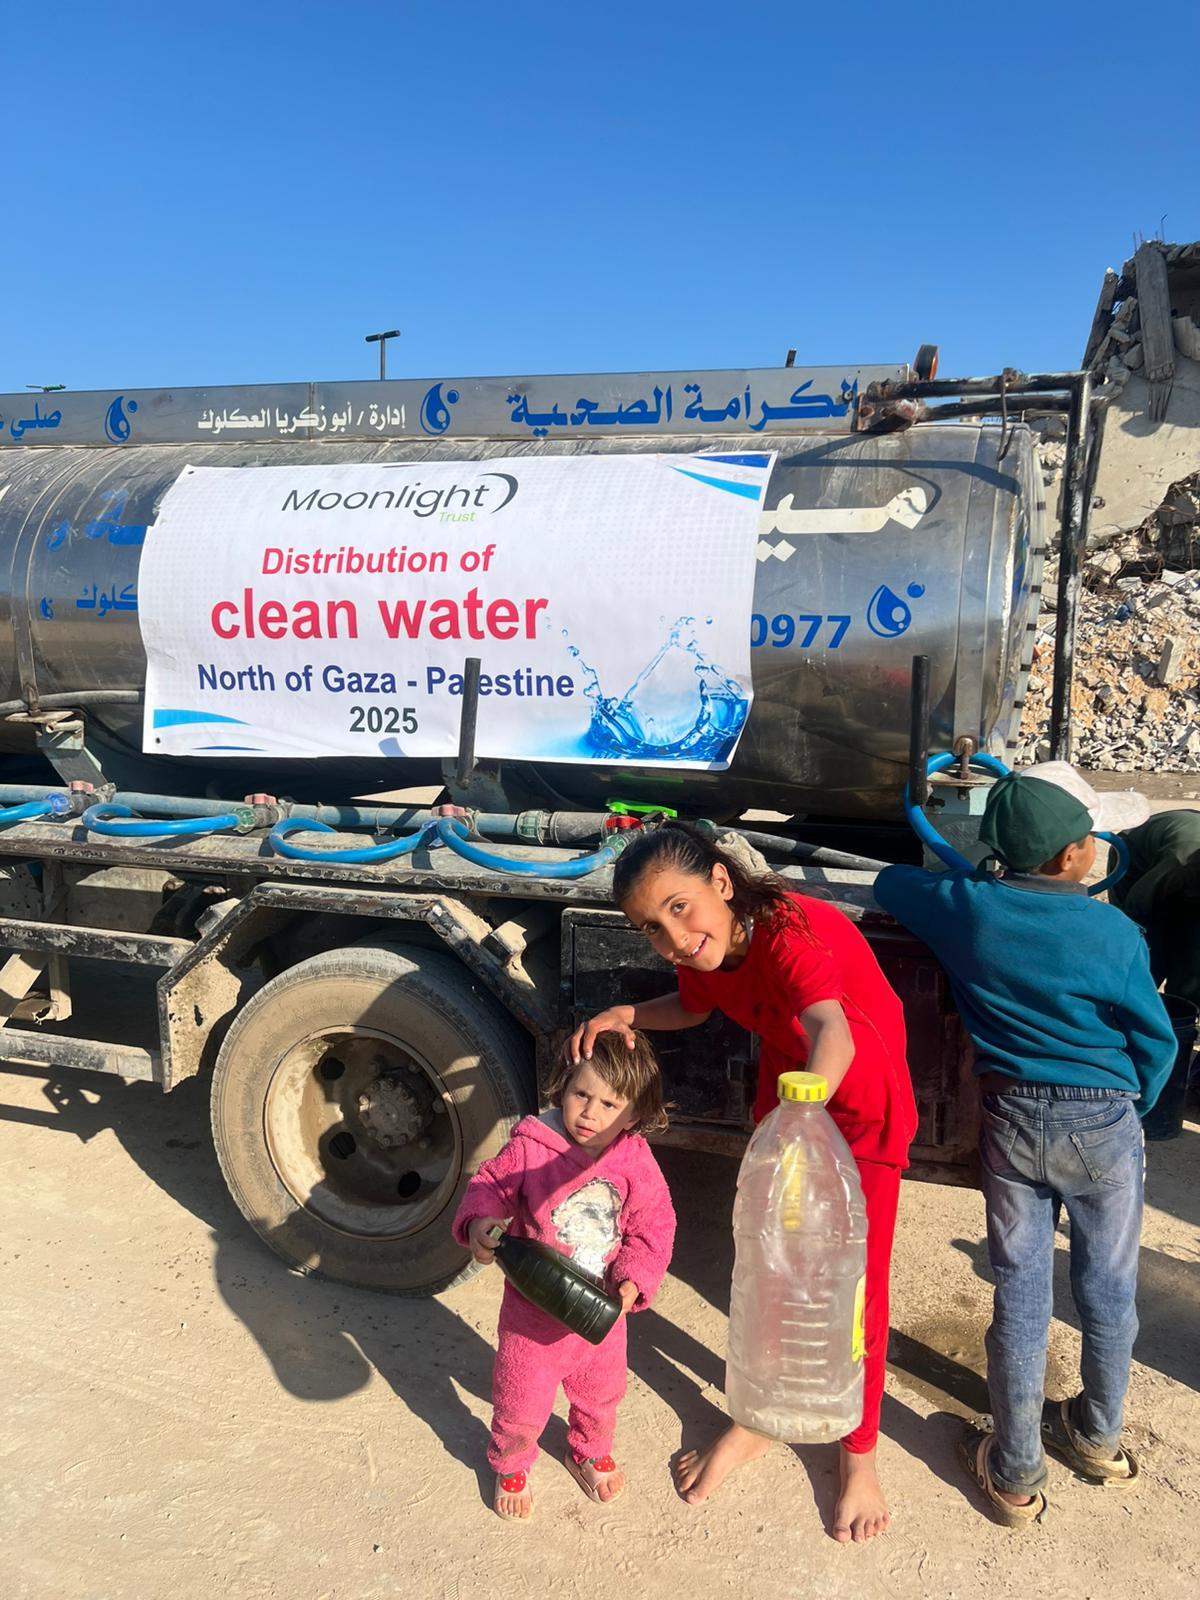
left=453, top=1111, right=676, bottom=1473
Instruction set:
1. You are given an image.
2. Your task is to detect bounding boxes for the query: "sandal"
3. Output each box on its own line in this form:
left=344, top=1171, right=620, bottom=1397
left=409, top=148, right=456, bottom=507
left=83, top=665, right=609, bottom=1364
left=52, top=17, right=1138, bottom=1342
left=957, top=1423, right=1047, bottom=1529
left=563, top=1452, right=625, bottom=1504
left=493, top=1468, right=532, bottom=1520
left=1041, top=1397, right=1139, bottom=1487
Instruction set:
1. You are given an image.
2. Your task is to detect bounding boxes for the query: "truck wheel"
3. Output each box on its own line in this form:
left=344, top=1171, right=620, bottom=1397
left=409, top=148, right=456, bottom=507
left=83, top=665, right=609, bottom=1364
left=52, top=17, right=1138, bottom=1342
left=210, top=942, right=534, bottom=1294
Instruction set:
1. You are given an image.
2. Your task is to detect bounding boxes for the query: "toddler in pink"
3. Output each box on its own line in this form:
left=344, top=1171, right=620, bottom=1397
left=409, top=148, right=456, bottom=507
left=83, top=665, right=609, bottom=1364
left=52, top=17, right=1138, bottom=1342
left=452, top=1032, right=676, bottom=1519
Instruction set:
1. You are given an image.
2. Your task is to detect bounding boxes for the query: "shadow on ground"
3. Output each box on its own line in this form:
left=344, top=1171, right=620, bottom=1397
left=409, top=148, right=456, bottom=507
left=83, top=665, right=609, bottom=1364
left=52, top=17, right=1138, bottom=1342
left=3, top=1065, right=1195, bottom=1491
left=0, top=1062, right=496, bottom=1478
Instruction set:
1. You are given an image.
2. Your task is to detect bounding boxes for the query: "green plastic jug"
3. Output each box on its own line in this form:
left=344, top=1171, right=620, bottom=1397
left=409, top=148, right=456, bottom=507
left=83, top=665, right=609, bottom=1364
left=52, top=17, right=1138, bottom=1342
left=488, top=1228, right=621, bottom=1345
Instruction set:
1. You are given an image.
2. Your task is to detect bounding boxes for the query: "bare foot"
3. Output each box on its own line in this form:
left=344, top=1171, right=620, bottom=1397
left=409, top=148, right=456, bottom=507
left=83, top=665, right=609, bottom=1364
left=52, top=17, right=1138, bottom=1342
left=494, top=1469, right=532, bottom=1520
left=673, top=1423, right=770, bottom=1504
left=832, top=1446, right=890, bottom=1543
left=567, top=1453, right=626, bottom=1503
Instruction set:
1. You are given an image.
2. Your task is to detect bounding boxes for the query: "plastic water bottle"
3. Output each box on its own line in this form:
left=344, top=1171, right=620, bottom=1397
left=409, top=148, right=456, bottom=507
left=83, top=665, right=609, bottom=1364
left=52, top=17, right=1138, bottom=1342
left=725, top=1071, right=868, bottom=1442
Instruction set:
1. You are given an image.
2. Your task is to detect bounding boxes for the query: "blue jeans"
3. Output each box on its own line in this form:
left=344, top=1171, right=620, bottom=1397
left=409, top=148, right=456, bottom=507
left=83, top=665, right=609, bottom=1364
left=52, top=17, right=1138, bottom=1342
left=978, top=1085, right=1144, bottom=1496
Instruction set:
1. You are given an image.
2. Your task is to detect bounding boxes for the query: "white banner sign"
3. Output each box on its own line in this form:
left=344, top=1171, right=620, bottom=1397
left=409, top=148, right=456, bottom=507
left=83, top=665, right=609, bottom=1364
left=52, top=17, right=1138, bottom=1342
left=139, top=452, right=774, bottom=767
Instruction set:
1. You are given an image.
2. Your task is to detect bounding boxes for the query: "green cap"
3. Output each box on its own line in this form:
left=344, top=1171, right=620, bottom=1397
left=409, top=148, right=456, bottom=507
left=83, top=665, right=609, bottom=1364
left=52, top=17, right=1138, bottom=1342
left=979, top=773, right=1094, bottom=871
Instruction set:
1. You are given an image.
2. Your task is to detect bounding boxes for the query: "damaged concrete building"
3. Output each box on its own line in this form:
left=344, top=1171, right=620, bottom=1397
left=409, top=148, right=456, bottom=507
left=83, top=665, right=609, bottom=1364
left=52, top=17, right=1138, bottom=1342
left=1016, top=241, right=1200, bottom=777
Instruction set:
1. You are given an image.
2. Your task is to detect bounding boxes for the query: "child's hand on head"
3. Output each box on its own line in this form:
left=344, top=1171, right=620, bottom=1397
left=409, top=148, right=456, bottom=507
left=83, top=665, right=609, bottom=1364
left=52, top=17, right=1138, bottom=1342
left=467, top=1216, right=506, bottom=1264
left=566, top=1006, right=637, bottom=1063
left=616, top=1281, right=638, bottom=1317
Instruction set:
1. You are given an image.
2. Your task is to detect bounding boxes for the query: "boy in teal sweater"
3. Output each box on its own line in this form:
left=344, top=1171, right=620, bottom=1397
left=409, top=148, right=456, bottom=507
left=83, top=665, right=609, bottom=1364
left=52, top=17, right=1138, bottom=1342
left=875, top=773, right=1175, bottom=1528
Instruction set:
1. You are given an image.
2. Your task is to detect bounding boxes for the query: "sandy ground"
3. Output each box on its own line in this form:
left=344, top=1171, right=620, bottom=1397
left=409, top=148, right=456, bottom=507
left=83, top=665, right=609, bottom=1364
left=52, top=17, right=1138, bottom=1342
left=0, top=1059, right=1196, bottom=1600
left=1, top=773, right=1196, bottom=1598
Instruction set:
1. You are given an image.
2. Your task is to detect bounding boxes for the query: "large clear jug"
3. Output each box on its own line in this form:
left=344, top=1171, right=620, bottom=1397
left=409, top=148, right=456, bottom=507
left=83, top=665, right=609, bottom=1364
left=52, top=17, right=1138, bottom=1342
left=726, top=1071, right=868, bottom=1442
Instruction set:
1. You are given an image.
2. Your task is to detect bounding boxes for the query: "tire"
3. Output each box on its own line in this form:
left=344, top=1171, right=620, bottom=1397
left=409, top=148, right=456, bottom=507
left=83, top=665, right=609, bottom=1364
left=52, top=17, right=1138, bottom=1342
left=210, top=941, right=534, bottom=1294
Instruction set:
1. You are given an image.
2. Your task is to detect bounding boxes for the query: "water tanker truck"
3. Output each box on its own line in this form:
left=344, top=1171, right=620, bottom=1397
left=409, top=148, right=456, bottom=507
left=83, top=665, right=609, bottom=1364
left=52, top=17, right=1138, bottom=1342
left=0, top=359, right=1097, bottom=1291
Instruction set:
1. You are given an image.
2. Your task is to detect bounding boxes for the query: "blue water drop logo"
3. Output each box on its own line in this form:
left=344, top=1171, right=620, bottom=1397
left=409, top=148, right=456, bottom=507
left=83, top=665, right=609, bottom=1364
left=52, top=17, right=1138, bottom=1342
left=866, top=581, right=925, bottom=639
left=104, top=395, right=138, bottom=444
left=419, top=382, right=460, bottom=436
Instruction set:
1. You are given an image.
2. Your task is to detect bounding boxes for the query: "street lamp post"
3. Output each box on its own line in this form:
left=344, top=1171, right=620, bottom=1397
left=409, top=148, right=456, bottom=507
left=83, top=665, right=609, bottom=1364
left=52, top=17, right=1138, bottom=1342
left=365, top=329, right=401, bottom=380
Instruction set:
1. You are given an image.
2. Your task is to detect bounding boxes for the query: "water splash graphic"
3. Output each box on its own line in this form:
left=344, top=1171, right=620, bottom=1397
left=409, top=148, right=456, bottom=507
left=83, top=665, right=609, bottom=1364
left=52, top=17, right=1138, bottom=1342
left=567, top=618, right=749, bottom=763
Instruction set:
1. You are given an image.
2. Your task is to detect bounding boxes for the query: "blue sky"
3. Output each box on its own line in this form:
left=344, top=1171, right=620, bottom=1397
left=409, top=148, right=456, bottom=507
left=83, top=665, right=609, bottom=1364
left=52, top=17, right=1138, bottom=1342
left=6, top=1, right=1198, bottom=393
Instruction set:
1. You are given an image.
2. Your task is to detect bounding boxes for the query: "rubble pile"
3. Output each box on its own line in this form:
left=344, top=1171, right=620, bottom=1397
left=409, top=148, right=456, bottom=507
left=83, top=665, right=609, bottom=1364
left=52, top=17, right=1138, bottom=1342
left=1033, top=413, right=1068, bottom=513
left=1086, top=240, right=1200, bottom=413
left=1016, top=294, right=1200, bottom=772
left=1015, top=557, right=1200, bottom=773
left=1082, top=465, right=1200, bottom=579
left=1032, top=435, right=1199, bottom=578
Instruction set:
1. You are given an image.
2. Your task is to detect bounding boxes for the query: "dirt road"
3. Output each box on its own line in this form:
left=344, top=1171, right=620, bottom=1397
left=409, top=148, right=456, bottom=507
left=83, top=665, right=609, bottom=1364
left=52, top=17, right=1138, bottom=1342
left=1, top=1060, right=1196, bottom=1600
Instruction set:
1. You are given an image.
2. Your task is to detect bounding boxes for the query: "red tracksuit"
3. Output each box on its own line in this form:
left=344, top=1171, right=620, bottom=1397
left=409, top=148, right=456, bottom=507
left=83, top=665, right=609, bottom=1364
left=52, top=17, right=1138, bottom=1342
left=677, top=893, right=916, bottom=1453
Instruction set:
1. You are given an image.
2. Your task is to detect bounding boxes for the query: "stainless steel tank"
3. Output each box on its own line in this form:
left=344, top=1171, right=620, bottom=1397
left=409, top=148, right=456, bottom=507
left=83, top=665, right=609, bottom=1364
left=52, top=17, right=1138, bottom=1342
left=0, top=426, right=1043, bottom=818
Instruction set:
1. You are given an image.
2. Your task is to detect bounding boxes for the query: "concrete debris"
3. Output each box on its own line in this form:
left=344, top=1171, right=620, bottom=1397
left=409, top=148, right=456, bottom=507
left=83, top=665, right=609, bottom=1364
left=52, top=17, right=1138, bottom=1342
left=988, top=245, right=1200, bottom=773
left=1036, top=416, right=1200, bottom=576
left=1156, top=636, right=1186, bottom=685
left=1082, top=241, right=1200, bottom=543
left=1157, top=487, right=1200, bottom=526
left=1173, top=314, right=1200, bottom=363
left=1016, top=561, right=1200, bottom=772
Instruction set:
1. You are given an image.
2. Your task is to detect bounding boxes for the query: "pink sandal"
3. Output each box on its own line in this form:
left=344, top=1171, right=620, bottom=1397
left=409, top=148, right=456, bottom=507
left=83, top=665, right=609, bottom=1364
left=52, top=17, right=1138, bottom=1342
left=564, top=1452, right=624, bottom=1504
left=493, top=1468, right=532, bottom=1520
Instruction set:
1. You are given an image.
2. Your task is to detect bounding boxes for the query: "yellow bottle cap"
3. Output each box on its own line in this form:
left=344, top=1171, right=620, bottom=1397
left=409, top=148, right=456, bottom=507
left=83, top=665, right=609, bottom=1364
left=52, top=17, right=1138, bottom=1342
left=778, top=1070, right=828, bottom=1103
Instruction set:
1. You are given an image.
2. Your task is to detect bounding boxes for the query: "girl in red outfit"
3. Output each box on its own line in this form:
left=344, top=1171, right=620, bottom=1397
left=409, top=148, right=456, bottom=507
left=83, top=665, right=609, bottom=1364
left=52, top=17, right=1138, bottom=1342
left=569, top=822, right=916, bottom=1543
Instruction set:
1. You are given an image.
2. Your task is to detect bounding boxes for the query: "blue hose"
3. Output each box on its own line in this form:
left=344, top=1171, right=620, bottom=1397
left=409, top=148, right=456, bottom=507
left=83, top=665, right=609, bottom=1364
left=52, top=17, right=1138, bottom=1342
left=268, top=817, right=441, bottom=864
left=435, top=817, right=618, bottom=878
left=902, top=753, right=1011, bottom=874
left=903, top=754, right=1128, bottom=894
left=1090, top=831, right=1129, bottom=896
left=269, top=815, right=617, bottom=875
left=0, top=798, right=66, bottom=827
left=81, top=803, right=243, bottom=838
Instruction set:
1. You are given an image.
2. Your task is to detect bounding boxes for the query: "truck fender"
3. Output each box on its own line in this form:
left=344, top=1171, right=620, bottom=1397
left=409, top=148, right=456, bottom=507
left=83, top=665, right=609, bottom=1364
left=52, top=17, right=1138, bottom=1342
left=157, top=880, right=555, bottom=1089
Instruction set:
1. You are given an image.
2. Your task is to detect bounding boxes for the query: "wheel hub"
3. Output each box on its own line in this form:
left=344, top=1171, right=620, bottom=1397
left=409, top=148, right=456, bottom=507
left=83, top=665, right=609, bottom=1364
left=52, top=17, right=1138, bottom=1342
left=262, top=1027, right=460, bottom=1240
left=356, top=1067, right=429, bottom=1148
